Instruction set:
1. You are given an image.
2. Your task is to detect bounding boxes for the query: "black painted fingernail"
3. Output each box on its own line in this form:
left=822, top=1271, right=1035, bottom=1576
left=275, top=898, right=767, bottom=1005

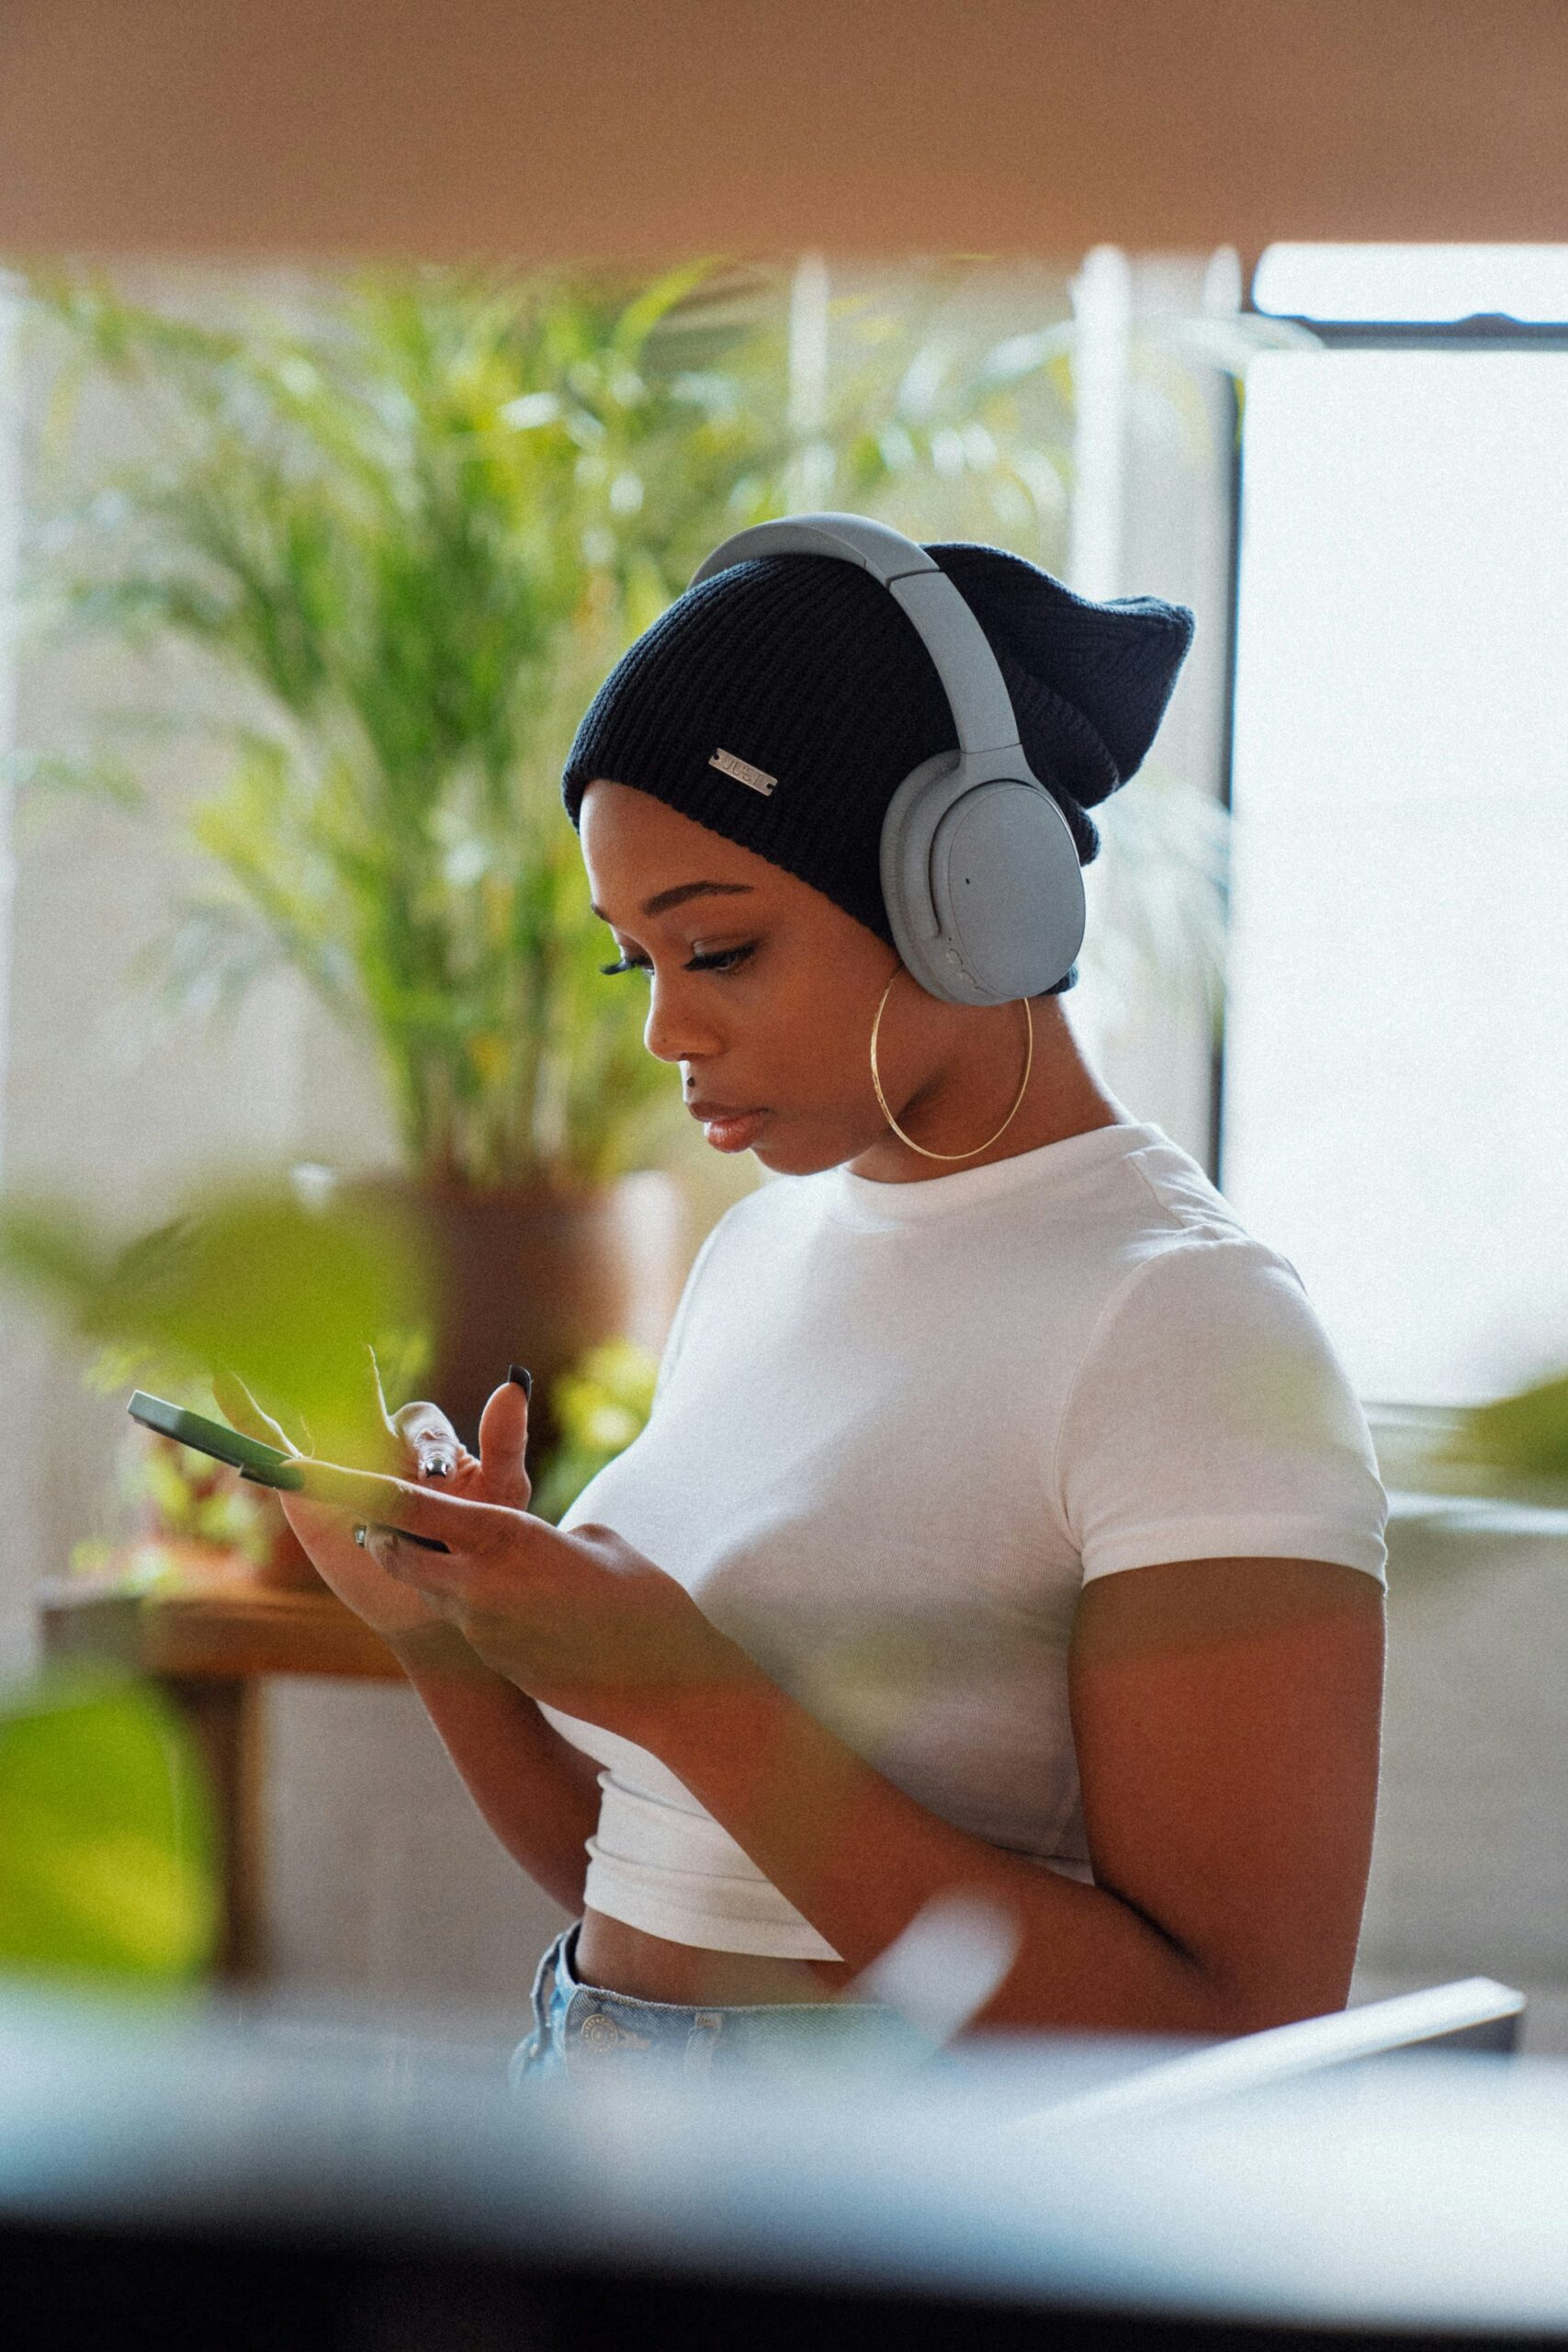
left=508, top=1364, right=533, bottom=1401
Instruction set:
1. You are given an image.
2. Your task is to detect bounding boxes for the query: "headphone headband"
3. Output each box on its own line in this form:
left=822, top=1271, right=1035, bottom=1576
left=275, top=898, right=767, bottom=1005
left=689, top=514, right=1023, bottom=763
left=686, top=510, right=1085, bottom=1005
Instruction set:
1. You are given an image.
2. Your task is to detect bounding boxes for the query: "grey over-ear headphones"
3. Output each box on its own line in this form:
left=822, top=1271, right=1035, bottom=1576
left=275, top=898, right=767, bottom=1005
left=688, top=512, right=1086, bottom=1009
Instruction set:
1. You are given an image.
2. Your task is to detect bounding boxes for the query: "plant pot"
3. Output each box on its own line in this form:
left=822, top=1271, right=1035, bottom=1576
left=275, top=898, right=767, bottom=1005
left=249, top=1487, right=328, bottom=1589
left=131, top=1430, right=323, bottom=1592
left=340, top=1169, right=692, bottom=1461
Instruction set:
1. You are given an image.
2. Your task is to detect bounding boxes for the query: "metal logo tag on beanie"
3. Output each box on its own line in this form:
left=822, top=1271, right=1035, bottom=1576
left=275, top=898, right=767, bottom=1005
left=709, top=747, right=777, bottom=797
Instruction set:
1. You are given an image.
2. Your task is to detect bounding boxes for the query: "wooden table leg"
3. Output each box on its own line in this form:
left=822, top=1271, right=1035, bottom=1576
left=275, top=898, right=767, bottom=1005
left=156, top=1673, right=265, bottom=1983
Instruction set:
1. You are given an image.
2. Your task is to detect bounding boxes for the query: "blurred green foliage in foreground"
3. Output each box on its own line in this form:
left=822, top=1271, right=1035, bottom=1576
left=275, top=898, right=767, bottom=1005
left=531, top=1339, right=659, bottom=1524
left=0, top=1174, right=659, bottom=1532
left=0, top=1668, right=218, bottom=1984
left=0, top=1179, right=434, bottom=1469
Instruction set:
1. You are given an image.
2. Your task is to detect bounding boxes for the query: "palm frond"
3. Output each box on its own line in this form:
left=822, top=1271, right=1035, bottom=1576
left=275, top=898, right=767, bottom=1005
left=23, top=257, right=1247, bottom=1184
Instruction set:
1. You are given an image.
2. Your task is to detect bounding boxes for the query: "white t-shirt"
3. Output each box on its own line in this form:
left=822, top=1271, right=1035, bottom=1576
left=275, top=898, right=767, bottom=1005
left=539, top=1120, right=1388, bottom=1962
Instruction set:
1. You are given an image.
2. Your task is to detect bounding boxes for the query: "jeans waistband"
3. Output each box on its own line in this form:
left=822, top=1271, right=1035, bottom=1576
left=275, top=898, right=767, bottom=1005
left=510, top=1924, right=921, bottom=2088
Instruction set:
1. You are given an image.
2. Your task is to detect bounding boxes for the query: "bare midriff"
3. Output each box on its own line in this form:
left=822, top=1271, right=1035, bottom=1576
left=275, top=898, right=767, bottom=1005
left=575, top=1905, right=857, bottom=2006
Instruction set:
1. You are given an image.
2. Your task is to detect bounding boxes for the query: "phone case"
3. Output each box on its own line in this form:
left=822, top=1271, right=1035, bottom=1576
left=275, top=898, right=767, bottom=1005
left=125, top=1390, right=446, bottom=1547
left=127, top=1390, right=302, bottom=1485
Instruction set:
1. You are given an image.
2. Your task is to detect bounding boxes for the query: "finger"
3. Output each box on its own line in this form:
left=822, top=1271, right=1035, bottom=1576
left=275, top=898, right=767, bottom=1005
left=233, top=1374, right=314, bottom=1458
left=354, top=1517, right=452, bottom=1559
left=357, top=1523, right=508, bottom=1604
left=476, top=1377, right=531, bottom=1507
left=212, top=1369, right=297, bottom=1456
left=339, top=1342, right=402, bottom=1475
left=285, top=1490, right=375, bottom=1553
left=292, top=1456, right=515, bottom=1552
left=392, top=1400, right=465, bottom=1480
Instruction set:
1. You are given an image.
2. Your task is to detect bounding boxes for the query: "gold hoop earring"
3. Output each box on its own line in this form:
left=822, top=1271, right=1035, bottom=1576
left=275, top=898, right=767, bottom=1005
left=869, top=969, right=1034, bottom=1163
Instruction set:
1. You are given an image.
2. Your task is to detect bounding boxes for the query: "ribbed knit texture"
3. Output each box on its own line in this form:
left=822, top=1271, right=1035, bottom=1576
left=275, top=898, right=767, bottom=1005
left=561, top=538, right=1194, bottom=992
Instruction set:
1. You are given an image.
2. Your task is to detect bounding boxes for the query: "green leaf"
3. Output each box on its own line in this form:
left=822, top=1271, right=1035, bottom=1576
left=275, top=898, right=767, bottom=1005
left=0, top=1667, right=219, bottom=1983
left=19, top=256, right=1247, bottom=1189
left=0, top=1178, right=435, bottom=1468
left=1, top=746, right=149, bottom=811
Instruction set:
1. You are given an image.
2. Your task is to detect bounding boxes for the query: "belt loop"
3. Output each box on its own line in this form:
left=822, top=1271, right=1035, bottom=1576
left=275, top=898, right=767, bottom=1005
left=538, top=1938, right=563, bottom=2019
left=684, top=2011, right=724, bottom=2076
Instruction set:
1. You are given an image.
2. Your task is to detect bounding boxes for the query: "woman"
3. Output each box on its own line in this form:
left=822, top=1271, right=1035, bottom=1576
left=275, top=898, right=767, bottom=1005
left=219, top=526, right=1387, bottom=2085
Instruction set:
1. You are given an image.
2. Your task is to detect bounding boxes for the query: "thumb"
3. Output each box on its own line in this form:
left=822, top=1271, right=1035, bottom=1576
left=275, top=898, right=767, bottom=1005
left=213, top=1367, right=296, bottom=1456
left=363, top=1340, right=392, bottom=1425
left=476, top=1368, right=531, bottom=1506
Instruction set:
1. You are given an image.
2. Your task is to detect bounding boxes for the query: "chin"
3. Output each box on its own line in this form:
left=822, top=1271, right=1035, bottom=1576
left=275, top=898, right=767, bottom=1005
left=743, top=1125, right=799, bottom=1175
left=751, top=1127, right=849, bottom=1179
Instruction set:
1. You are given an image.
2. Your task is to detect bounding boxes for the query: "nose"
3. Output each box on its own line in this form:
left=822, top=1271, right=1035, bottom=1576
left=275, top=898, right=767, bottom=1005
left=641, top=975, right=724, bottom=1072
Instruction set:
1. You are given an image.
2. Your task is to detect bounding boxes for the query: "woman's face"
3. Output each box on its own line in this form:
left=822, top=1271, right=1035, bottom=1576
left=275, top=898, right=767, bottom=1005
left=581, top=776, right=939, bottom=1178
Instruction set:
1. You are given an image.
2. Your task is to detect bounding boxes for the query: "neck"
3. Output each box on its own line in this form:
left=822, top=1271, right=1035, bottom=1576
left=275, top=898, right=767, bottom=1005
left=847, top=994, right=1132, bottom=1184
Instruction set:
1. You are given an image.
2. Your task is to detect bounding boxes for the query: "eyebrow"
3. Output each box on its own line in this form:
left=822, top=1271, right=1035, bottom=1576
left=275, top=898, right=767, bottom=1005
left=588, top=881, right=756, bottom=923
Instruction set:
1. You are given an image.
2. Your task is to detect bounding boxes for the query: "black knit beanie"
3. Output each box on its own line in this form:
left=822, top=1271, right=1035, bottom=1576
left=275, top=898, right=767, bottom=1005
left=560, top=539, right=1195, bottom=994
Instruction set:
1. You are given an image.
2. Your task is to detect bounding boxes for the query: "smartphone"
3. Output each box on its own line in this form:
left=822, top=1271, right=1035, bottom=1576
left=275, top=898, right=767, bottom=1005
left=126, top=1391, right=450, bottom=1554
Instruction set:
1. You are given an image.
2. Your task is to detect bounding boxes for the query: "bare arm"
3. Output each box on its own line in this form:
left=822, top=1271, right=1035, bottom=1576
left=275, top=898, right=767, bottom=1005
left=215, top=1361, right=601, bottom=1917
left=620, top=1555, right=1385, bottom=2035
left=281, top=1452, right=1386, bottom=2038
left=389, top=1632, right=601, bottom=1915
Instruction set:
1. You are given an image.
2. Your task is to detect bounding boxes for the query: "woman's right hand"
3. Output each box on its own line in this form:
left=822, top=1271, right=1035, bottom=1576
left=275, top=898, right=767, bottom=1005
left=212, top=1353, right=533, bottom=1648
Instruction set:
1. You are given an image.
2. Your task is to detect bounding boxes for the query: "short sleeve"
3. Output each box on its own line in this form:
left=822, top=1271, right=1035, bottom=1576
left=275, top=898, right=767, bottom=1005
left=1055, top=1240, right=1389, bottom=1587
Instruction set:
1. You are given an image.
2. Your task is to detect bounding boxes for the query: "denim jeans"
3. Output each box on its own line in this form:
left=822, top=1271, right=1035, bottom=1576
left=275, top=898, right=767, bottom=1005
left=509, top=1923, right=922, bottom=2089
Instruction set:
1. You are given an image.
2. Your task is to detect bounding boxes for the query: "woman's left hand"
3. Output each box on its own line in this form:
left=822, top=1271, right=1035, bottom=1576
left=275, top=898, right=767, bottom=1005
left=289, top=1457, right=748, bottom=1735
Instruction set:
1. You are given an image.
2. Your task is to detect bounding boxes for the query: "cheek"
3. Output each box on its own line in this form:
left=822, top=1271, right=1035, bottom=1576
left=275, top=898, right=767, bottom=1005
left=769, top=1000, right=870, bottom=1116
left=760, top=991, right=839, bottom=1090
left=734, top=954, right=874, bottom=1111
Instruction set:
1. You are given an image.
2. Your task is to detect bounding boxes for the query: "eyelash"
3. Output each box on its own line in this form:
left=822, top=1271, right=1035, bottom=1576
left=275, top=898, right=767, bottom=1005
left=599, top=943, right=758, bottom=979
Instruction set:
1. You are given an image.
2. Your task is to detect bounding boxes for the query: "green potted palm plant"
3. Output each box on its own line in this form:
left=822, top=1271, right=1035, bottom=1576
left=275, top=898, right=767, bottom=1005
left=22, top=262, right=799, bottom=1455
left=18, top=254, right=1238, bottom=1490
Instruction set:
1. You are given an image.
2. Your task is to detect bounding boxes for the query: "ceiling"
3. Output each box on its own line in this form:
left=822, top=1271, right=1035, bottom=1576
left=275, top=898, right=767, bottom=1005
left=2, top=1, right=1564, bottom=263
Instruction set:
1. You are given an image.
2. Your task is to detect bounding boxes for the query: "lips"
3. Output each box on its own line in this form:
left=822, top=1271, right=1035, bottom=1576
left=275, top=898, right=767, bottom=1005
left=688, top=1102, right=770, bottom=1153
left=686, top=1101, right=765, bottom=1121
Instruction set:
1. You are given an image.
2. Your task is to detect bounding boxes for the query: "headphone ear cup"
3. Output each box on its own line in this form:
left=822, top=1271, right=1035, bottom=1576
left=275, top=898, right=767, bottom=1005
left=881, top=751, right=960, bottom=967
left=881, top=757, right=1086, bottom=1006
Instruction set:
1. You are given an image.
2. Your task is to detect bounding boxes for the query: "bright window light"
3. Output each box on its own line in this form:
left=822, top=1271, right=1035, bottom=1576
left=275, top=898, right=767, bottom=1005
left=1222, top=351, right=1568, bottom=1408
left=1254, top=244, right=1568, bottom=324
